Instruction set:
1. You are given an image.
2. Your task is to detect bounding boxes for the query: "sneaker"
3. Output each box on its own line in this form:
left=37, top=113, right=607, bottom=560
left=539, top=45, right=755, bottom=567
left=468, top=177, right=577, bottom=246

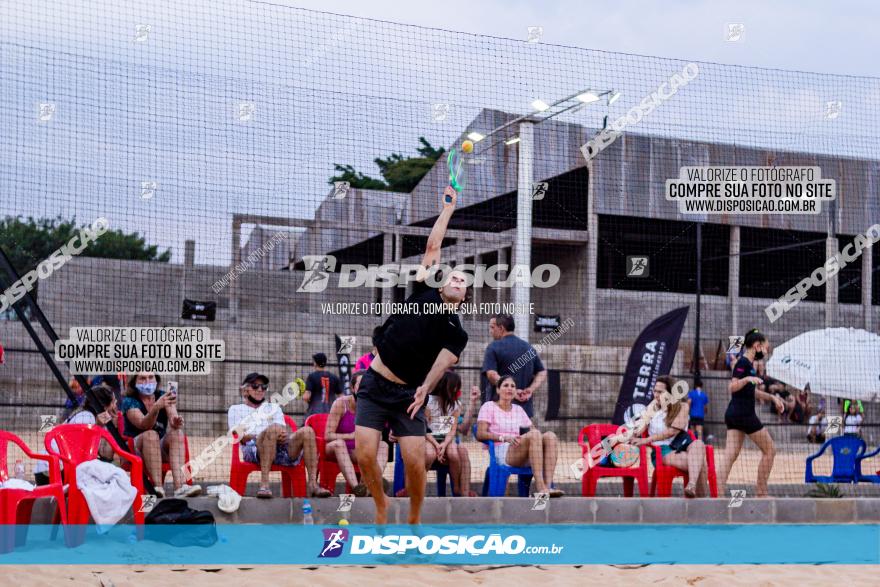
left=154, top=486, right=165, bottom=499
left=174, top=484, right=203, bottom=498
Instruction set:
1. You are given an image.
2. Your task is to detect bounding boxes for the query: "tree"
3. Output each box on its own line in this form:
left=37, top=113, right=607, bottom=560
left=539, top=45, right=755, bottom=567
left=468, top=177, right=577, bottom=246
left=327, top=164, right=387, bottom=191
left=0, top=216, right=171, bottom=278
left=329, top=137, right=446, bottom=193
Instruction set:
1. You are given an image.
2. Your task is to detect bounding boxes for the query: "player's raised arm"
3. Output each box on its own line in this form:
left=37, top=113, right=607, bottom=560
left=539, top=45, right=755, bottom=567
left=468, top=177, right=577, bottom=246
left=416, top=186, right=457, bottom=281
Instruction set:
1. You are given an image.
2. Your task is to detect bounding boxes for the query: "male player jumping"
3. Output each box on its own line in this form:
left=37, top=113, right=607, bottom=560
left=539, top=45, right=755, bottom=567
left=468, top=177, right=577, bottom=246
left=354, top=185, right=468, bottom=524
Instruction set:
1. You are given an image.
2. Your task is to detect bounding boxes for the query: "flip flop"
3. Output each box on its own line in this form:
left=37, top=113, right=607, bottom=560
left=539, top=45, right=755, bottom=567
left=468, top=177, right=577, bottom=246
left=256, top=487, right=273, bottom=499
left=353, top=484, right=368, bottom=498
left=310, top=486, right=332, bottom=498
left=549, top=488, right=565, bottom=498
left=684, top=484, right=697, bottom=498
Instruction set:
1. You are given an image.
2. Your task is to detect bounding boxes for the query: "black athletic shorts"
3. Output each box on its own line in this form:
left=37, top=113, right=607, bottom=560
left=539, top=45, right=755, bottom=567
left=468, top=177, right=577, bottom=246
left=690, top=417, right=705, bottom=426
left=355, top=369, right=427, bottom=437
left=725, top=413, right=763, bottom=434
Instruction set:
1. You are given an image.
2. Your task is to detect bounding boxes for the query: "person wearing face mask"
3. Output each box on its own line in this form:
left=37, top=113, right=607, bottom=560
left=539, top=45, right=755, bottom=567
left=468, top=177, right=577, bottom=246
left=123, top=371, right=201, bottom=498
left=717, top=329, right=784, bottom=498
left=227, top=372, right=331, bottom=499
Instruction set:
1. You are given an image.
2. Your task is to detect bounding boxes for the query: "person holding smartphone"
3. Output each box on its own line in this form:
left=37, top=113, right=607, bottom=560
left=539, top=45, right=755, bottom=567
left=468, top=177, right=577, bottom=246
left=717, top=329, right=784, bottom=498
left=123, top=371, right=201, bottom=498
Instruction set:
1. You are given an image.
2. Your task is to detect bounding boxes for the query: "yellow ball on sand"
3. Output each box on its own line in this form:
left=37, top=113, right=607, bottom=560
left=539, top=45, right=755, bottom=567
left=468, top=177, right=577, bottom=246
left=462, top=140, right=474, bottom=153
left=339, top=519, right=349, bottom=525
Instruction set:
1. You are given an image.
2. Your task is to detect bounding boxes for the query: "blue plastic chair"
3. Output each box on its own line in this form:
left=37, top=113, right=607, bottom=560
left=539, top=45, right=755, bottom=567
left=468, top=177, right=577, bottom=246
left=805, top=436, right=866, bottom=484
left=856, top=444, right=880, bottom=483
left=392, top=442, right=453, bottom=496
left=473, top=425, right=533, bottom=497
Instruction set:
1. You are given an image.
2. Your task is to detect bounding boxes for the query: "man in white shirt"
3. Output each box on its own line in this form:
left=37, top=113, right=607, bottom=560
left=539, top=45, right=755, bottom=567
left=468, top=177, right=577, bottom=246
left=227, top=372, right=330, bottom=499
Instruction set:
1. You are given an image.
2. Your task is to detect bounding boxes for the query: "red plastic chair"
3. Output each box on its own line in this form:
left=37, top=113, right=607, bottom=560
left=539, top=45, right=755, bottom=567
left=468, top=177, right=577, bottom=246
left=44, top=424, right=145, bottom=546
left=117, top=412, right=193, bottom=487
left=649, top=430, right=718, bottom=497
left=229, top=415, right=307, bottom=497
left=306, top=413, right=357, bottom=494
left=579, top=424, right=650, bottom=497
left=0, top=431, right=68, bottom=553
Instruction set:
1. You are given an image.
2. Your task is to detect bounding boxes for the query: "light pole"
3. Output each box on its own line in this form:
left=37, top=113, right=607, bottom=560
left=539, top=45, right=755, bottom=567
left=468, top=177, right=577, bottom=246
left=468, top=89, right=616, bottom=341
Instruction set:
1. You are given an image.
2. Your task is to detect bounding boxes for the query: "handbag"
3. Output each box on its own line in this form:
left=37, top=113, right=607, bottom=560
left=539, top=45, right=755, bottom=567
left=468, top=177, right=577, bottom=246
left=668, top=430, right=694, bottom=453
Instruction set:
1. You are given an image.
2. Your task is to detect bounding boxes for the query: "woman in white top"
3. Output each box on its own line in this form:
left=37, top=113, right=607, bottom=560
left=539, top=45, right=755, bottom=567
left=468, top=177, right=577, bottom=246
left=36, top=385, right=120, bottom=481
left=844, top=402, right=863, bottom=436
left=632, top=375, right=709, bottom=498
left=425, top=371, right=475, bottom=496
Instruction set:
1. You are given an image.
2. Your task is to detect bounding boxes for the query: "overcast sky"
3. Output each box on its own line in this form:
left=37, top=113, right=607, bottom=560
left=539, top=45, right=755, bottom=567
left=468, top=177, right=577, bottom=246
left=280, top=0, right=880, bottom=77
left=1, top=0, right=877, bottom=265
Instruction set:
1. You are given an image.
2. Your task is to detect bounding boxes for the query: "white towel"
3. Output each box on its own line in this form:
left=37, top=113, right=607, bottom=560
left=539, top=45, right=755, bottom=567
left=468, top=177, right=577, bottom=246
left=76, top=460, right=137, bottom=530
left=0, top=478, right=35, bottom=490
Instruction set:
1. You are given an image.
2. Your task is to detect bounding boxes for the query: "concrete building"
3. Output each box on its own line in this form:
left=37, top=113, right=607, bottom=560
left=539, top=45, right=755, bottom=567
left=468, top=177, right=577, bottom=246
left=2, top=108, right=878, bottom=441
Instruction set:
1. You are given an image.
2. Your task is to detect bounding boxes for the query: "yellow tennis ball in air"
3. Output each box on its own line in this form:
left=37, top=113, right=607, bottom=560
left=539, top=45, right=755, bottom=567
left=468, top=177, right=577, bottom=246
left=339, top=519, right=350, bottom=526
left=461, top=140, right=474, bottom=153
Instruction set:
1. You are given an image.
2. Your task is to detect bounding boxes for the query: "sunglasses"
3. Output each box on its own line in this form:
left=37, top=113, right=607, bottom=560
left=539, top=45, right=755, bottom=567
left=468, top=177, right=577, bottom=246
left=249, top=383, right=268, bottom=391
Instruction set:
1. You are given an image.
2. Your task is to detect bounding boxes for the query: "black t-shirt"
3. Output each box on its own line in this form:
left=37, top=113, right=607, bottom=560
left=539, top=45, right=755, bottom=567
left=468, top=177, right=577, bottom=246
left=375, top=282, right=468, bottom=386
left=305, top=370, right=342, bottom=416
left=727, top=356, right=757, bottom=418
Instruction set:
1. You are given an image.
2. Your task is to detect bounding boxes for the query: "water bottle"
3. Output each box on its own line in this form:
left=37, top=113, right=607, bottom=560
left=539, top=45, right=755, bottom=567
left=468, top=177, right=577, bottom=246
left=14, top=459, right=25, bottom=480
left=302, top=499, right=314, bottom=525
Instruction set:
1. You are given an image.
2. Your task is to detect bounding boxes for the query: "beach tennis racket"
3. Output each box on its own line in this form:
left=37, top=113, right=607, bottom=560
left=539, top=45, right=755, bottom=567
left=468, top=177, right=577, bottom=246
left=447, top=148, right=466, bottom=199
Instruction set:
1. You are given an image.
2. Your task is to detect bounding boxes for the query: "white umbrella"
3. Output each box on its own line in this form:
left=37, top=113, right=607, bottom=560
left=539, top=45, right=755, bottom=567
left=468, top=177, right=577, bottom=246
left=766, top=327, right=880, bottom=401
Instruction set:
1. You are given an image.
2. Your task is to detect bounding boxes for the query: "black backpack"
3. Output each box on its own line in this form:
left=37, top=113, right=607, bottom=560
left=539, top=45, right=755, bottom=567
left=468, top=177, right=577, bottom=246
left=144, top=498, right=218, bottom=547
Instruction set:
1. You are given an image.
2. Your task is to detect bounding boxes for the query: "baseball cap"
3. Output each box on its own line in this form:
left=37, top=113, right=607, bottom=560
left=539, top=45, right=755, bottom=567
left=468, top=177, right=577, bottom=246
left=242, top=372, right=269, bottom=386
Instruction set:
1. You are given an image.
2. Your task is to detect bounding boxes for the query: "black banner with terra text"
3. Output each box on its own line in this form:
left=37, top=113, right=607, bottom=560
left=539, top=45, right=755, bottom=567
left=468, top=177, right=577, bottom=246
left=611, top=306, right=689, bottom=425
left=335, top=334, right=352, bottom=395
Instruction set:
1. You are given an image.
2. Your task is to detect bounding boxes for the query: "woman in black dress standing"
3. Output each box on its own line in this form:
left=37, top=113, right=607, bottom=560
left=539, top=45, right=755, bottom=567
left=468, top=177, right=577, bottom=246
left=718, top=329, right=785, bottom=497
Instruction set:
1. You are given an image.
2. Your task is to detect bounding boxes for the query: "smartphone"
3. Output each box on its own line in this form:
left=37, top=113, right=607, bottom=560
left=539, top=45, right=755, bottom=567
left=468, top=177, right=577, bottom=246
left=167, top=380, right=179, bottom=397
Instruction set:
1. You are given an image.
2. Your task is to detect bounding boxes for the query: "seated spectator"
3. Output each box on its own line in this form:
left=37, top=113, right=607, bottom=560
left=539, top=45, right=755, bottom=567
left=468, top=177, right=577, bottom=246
left=303, top=353, right=342, bottom=418
left=476, top=375, right=563, bottom=497
left=631, top=375, right=709, bottom=498
left=92, top=373, right=123, bottom=405
left=456, top=382, right=482, bottom=440
left=35, top=385, right=120, bottom=485
left=807, top=409, right=828, bottom=443
left=843, top=398, right=865, bottom=417
left=789, top=388, right=808, bottom=424
left=425, top=371, right=475, bottom=497
left=844, top=401, right=863, bottom=437
left=123, top=371, right=201, bottom=498
left=768, top=384, right=795, bottom=422
left=228, top=372, right=330, bottom=499
left=324, top=370, right=388, bottom=497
